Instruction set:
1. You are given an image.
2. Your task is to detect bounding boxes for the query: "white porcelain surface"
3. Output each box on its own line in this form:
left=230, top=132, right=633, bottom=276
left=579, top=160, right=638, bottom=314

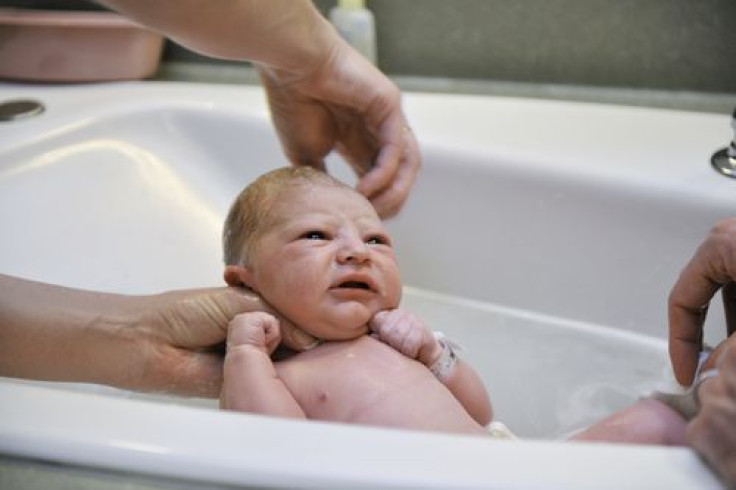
left=0, top=81, right=732, bottom=488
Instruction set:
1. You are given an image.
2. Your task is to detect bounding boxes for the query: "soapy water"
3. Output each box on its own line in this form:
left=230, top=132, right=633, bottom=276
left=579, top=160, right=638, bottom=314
left=400, top=287, right=670, bottom=439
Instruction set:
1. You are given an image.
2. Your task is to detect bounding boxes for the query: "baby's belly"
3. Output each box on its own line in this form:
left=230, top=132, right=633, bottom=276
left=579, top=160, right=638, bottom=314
left=276, top=336, right=483, bottom=433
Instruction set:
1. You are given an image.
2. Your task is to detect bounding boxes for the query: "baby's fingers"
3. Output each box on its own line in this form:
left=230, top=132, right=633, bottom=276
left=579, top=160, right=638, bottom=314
left=370, top=310, right=422, bottom=358
left=399, top=325, right=424, bottom=359
left=261, top=316, right=282, bottom=354
left=228, top=312, right=281, bottom=354
left=279, top=320, right=318, bottom=352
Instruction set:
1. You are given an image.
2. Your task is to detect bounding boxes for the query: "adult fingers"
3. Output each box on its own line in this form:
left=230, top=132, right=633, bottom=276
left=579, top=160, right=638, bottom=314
left=670, top=220, right=736, bottom=385
left=668, top=256, right=721, bottom=386
left=332, top=110, right=380, bottom=177
left=350, top=71, right=407, bottom=203
left=279, top=319, right=319, bottom=351
left=367, top=125, right=421, bottom=218
left=275, top=101, right=331, bottom=172
left=687, top=372, right=736, bottom=487
left=175, top=351, right=224, bottom=398
left=724, top=283, right=736, bottom=337
left=716, top=342, right=736, bottom=399
left=151, top=348, right=224, bottom=398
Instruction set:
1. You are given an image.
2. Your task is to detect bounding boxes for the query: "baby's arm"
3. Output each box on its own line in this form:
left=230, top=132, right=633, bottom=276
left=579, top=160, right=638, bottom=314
left=220, top=312, right=306, bottom=419
left=370, top=309, right=492, bottom=426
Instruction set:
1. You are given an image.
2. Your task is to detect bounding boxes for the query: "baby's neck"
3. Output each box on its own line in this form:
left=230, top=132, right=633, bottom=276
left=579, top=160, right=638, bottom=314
left=272, top=336, right=337, bottom=361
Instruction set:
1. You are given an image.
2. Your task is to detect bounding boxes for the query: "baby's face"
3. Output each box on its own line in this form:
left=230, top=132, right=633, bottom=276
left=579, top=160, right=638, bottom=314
left=247, top=185, right=402, bottom=340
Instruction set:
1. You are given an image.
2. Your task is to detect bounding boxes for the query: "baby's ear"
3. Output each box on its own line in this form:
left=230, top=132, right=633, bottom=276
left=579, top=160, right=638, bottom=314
left=223, top=265, right=254, bottom=288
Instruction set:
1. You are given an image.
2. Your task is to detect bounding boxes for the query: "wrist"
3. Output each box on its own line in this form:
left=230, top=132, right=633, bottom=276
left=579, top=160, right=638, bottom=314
left=45, top=288, right=144, bottom=390
left=254, top=5, right=342, bottom=81
left=88, top=293, right=154, bottom=390
left=427, top=332, right=461, bottom=382
left=102, top=0, right=339, bottom=79
left=226, top=342, right=271, bottom=359
left=419, top=336, right=444, bottom=367
left=0, top=274, right=146, bottom=388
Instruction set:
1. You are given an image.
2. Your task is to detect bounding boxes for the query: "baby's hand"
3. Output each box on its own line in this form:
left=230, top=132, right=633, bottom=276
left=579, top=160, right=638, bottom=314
left=369, top=309, right=442, bottom=366
left=227, top=312, right=281, bottom=355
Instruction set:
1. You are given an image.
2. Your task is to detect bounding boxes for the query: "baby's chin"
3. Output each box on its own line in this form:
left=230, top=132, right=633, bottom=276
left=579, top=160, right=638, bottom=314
left=317, top=323, right=370, bottom=342
left=305, top=314, right=372, bottom=342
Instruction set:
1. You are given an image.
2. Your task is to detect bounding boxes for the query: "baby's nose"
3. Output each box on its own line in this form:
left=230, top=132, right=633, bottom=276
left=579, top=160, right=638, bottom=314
left=337, top=240, right=370, bottom=263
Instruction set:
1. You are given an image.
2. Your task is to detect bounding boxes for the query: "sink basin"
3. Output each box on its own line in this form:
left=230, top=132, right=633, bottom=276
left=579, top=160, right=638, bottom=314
left=0, top=81, right=731, bottom=489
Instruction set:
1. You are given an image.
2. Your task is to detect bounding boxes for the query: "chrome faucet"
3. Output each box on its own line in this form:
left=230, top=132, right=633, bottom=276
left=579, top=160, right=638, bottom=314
left=711, top=107, right=736, bottom=178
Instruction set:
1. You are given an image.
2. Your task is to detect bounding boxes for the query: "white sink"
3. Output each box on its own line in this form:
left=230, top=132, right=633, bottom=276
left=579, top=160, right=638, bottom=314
left=0, top=81, right=731, bottom=489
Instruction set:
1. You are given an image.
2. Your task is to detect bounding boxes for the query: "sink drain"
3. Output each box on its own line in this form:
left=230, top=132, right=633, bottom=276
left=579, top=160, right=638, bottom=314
left=0, top=99, right=45, bottom=122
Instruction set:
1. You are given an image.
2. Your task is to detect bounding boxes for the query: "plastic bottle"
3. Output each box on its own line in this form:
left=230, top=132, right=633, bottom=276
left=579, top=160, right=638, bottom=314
left=329, top=0, right=377, bottom=64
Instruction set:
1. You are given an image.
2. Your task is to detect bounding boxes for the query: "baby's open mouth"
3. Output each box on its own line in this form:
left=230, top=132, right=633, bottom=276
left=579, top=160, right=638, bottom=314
left=337, top=281, right=371, bottom=290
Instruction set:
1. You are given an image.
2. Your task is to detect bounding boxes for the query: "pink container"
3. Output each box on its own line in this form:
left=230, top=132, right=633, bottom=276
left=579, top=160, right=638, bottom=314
left=0, top=8, right=164, bottom=82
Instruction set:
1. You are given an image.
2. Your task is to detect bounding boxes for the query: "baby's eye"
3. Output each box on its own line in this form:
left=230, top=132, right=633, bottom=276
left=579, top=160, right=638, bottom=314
left=366, top=235, right=390, bottom=246
left=301, top=230, right=327, bottom=240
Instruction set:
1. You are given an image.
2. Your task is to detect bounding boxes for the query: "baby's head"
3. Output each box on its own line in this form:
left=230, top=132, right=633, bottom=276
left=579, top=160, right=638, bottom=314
left=222, top=166, right=402, bottom=340
left=223, top=166, right=347, bottom=267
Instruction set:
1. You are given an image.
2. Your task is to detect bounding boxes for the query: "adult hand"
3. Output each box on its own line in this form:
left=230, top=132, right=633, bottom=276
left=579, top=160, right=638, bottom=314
left=257, top=40, right=420, bottom=219
left=0, top=275, right=316, bottom=398
left=669, top=218, right=736, bottom=386
left=687, top=341, right=736, bottom=488
left=99, top=0, right=421, bottom=219
left=137, top=287, right=316, bottom=397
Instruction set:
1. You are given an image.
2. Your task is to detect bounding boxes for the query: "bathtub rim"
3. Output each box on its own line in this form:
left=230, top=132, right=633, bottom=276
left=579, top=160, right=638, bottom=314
left=0, top=381, right=720, bottom=489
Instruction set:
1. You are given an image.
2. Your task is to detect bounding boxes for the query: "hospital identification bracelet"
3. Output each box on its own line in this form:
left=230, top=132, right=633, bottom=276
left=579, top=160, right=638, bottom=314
left=429, top=331, right=461, bottom=382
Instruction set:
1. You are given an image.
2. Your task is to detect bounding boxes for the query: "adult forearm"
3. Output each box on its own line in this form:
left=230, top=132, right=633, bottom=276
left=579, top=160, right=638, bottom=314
left=98, top=0, right=339, bottom=74
left=0, top=274, right=143, bottom=387
left=0, top=273, right=316, bottom=396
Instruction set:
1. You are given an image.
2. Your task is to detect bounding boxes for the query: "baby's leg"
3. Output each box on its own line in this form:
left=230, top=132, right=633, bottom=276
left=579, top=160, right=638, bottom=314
left=571, top=398, right=687, bottom=446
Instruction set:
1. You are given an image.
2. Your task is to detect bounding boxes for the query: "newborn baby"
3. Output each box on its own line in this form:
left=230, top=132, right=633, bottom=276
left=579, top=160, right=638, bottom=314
left=219, top=166, right=691, bottom=445
left=219, top=166, right=492, bottom=434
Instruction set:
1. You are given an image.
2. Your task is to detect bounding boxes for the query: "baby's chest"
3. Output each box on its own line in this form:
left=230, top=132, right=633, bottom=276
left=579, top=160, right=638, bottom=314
left=275, top=340, right=429, bottom=422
